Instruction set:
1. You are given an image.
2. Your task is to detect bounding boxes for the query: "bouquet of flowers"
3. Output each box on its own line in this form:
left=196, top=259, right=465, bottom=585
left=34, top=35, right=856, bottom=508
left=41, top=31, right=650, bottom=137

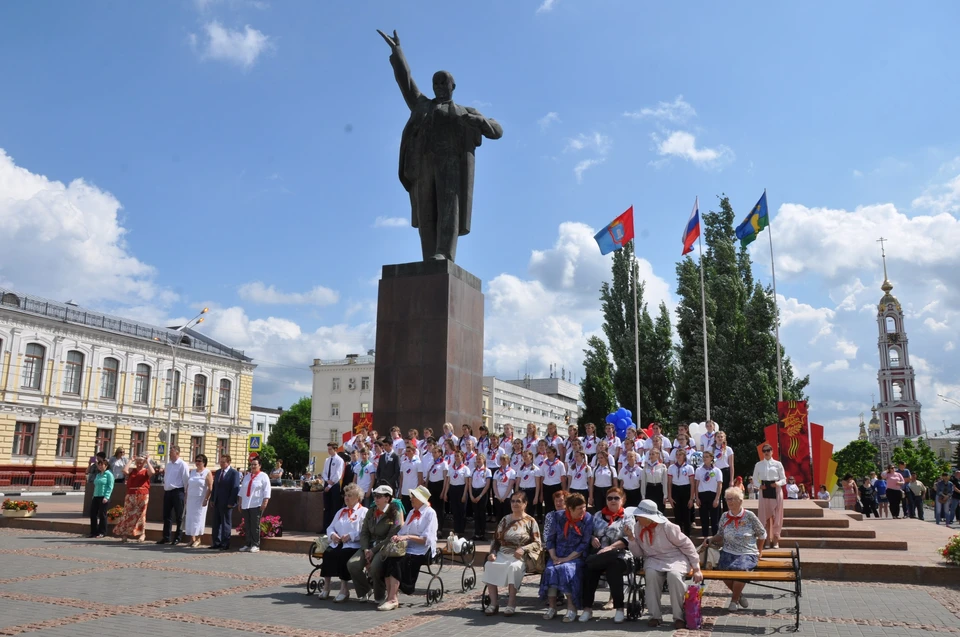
left=106, top=505, right=124, bottom=522
left=940, top=533, right=960, bottom=566
left=236, top=515, right=283, bottom=538
left=2, top=499, right=37, bottom=512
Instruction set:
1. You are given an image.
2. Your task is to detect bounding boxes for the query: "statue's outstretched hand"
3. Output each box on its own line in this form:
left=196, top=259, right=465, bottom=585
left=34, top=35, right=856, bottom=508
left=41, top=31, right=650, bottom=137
left=377, top=29, right=400, bottom=50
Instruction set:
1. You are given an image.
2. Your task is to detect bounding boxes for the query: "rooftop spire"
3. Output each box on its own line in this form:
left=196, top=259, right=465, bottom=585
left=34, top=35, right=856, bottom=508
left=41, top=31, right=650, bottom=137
left=877, top=237, right=892, bottom=292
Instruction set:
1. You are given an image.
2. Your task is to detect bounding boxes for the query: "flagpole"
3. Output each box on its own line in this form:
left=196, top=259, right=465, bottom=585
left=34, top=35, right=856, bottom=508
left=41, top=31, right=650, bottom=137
left=695, top=197, right=711, bottom=422
left=632, top=240, right=642, bottom=428
left=765, top=188, right=784, bottom=402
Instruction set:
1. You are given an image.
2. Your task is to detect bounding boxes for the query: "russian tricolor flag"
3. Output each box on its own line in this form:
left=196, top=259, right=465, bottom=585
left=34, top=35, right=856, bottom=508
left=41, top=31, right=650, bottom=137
left=682, top=197, right=700, bottom=255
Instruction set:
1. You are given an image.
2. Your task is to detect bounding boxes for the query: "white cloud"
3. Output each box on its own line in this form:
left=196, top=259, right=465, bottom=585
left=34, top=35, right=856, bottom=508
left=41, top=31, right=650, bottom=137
left=237, top=282, right=339, bottom=306
left=853, top=169, right=864, bottom=178
left=653, top=131, right=734, bottom=168
left=190, top=21, right=272, bottom=69
left=946, top=341, right=956, bottom=352
left=536, top=0, right=558, bottom=14
left=0, top=149, right=170, bottom=308
left=574, top=158, right=605, bottom=183
left=924, top=317, right=949, bottom=332
left=373, top=216, right=409, bottom=228
left=623, top=95, right=696, bottom=123
left=538, top=112, right=561, bottom=130
left=835, top=338, right=858, bottom=359
left=565, top=132, right=611, bottom=155
left=911, top=157, right=960, bottom=214
left=824, top=359, right=850, bottom=372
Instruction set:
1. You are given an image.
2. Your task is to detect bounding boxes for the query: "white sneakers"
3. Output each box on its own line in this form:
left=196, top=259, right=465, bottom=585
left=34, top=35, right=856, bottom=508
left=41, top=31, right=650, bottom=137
left=249, top=546, right=260, bottom=553
left=334, top=591, right=349, bottom=603
left=562, top=610, right=577, bottom=623
left=613, top=609, right=625, bottom=624
left=579, top=610, right=593, bottom=623
left=543, top=608, right=557, bottom=620
left=238, top=546, right=250, bottom=552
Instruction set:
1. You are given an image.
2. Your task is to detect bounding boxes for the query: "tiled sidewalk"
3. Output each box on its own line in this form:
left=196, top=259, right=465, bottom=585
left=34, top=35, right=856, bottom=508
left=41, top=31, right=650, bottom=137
left=0, top=528, right=957, bottom=636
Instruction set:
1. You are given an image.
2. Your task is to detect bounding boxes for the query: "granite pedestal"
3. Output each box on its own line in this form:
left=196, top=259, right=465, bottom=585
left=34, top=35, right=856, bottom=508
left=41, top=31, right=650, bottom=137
left=373, top=260, right=484, bottom=433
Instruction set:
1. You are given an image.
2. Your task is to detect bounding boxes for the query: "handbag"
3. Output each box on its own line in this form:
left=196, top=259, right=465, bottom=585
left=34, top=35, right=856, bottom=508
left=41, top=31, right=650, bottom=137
left=312, top=535, right=331, bottom=556
left=380, top=538, right=407, bottom=558
left=761, top=480, right=778, bottom=499
left=854, top=500, right=862, bottom=513
left=697, top=542, right=720, bottom=569
left=524, top=546, right=546, bottom=574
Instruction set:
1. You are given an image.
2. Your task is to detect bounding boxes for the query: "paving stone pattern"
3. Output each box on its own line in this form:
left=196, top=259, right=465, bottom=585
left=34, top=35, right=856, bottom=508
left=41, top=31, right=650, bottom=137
left=0, top=528, right=957, bottom=636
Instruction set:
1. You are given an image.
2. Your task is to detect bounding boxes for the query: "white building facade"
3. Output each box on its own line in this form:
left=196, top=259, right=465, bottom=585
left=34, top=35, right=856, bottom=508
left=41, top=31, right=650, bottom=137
left=483, top=376, right=579, bottom=439
left=250, top=405, right=283, bottom=441
left=309, top=352, right=374, bottom=468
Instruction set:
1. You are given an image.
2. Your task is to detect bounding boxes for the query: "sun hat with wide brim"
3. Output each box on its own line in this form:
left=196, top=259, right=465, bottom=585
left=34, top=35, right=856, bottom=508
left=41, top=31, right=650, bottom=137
left=409, top=485, right=431, bottom=505
left=625, top=500, right=668, bottom=524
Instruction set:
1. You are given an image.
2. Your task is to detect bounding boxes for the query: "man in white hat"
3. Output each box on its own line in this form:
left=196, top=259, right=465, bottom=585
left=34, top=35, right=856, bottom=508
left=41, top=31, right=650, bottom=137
left=624, top=500, right=702, bottom=629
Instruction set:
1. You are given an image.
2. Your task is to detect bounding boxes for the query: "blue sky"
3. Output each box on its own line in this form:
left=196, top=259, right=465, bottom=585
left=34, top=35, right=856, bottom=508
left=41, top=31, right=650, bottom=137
left=2, top=1, right=960, bottom=450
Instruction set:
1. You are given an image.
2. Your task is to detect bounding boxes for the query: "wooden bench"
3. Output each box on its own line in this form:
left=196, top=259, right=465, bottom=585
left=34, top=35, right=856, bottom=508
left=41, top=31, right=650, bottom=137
left=700, top=544, right=802, bottom=631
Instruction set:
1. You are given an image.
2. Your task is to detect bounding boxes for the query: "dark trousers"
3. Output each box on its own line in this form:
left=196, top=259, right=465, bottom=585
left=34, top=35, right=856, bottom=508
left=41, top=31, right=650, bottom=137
left=672, top=484, right=693, bottom=536
left=427, top=480, right=445, bottom=532
left=523, top=487, right=538, bottom=518
left=212, top=504, right=233, bottom=547
left=909, top=491, right=924, bottom=519
left=887, top=489, right=903, bottom=518
left=698, top=491, right=720, bottom=537
left=449, top=484, right=467, bottom=534
left=493, top=495, right=511, bottom=522
left=89, top=496, right=108, bottom=536
left=401, top=495, right=413, bottom=516
left=903, top=488, right=915, bottom=517
left=541, top=483, right=562, bottom=521
left=861, top=498, right=879, bottom=518
left=471, top=487, right=488, bottom=538
left=161, top=487, right=185, bottom=542
left=323, top=483, right=341, bottom=531
left=582, top=551, right=628, bottom=608
left=719, top=468, right=731, bottom=512
left=645, top=483, right=664, bottom=512
left=625, top=487, right=642, bottom=507
left=592, top=484, right=613, bottom=509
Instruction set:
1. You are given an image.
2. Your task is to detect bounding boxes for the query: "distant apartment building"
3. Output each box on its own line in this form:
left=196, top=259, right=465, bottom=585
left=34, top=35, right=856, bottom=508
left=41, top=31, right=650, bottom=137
left=484, top=375, right=580, bottom=439
left=309, top=352, right=374, bottom=468
left=250, top=405, right=283, bottom=442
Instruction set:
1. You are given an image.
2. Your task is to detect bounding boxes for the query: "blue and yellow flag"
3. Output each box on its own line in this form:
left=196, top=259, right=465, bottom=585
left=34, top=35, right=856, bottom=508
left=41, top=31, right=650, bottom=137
left=735, top=192, right=769, bottom=247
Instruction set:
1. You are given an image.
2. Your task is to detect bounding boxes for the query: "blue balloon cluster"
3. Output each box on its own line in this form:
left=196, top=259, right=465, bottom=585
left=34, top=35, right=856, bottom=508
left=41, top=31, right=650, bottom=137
left=605, top=407, right=635, bottom=441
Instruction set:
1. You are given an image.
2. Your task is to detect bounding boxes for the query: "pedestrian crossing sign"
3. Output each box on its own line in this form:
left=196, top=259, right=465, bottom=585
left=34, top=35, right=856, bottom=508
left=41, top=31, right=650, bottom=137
left=157, top=442, right=166, bottom=456
left=248, top=433, right=263, bottom=453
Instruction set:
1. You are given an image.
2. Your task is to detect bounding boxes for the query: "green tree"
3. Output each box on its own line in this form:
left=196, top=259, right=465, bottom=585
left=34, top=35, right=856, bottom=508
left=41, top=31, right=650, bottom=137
left=832, top=440, right=879, bottom=481
left=891, top=437, right=951, bottom=486
left=266, top=397, right=311, bottom=477
left=580, top=336, right=617, bottom=433
left=672, top=196, right=808, bottom=453
left=599, top=242, right=674, bottom=427
left=257, top=443, right=278, bottom=474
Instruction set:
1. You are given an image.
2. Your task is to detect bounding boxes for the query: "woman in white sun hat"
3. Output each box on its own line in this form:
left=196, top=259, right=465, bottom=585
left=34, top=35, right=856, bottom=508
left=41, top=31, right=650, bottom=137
left=624, top=499, right=702, bottom=629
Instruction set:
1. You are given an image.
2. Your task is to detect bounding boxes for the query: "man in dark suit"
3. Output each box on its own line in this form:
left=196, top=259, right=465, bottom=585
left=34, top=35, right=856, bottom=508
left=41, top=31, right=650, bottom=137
left=210, top=454, right=240, bottom=550
left=374, top=437, right=401, bottom=496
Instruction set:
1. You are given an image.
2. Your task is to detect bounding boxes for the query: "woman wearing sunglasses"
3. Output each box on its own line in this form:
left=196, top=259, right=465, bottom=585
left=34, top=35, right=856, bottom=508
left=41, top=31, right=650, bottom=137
left=482, top=491, right=542, bottom=616
left=580, top=486, right=632, bottom=624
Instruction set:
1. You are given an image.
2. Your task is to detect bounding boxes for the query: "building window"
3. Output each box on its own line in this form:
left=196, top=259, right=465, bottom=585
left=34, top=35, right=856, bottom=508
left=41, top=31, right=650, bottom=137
left=889, top=348, right=900, bottom=368
left=348, top=378, right=356, bottom=390
left=95, top=428, right=114, bottom=455
left=892, top=383, right=903, bottom=401
left=332, top=377, right=340, bottom=392
left=166, top=369, right=181, bottom=408
left=193, top=374, right=207, bottom=411
left=63, top=350, right=84, bottom=395
left=22, top=343, right=45, bottom=390
left=330, top=429, right=340, bottom=444
left=130, top=431, right=145, bottom=457
left=101, top=357, right=119, bottom=400
left=361, top=376, right=370, bottom=391
left=12, top=422, right=35, bottom=456
left=331, top=403, right=340, bottom=417
left=218, top=379, right=232, bottom=415
left=885, top=316, right=896, bottom=333
left=134, top=364, right=151, bottom=404
left=56, top=425, right=77, bottom=458
left=191, top=436, right=203, bottom=461
left=360, top=402, right=370, bottom=413
left=217, top=438, right=229, bottom=461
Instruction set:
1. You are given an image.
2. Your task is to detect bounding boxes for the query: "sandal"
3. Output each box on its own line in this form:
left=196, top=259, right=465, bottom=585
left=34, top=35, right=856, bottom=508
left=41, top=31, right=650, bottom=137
left=484, top=606, right=499, bottom=616
left=648, top=618, right=661, bottom=628
left=503, top=607, right=515, bottom=616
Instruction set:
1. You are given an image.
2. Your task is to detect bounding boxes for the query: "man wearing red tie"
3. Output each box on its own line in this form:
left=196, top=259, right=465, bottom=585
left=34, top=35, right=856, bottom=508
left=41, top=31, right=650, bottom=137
left=237, top=457, right=271, bottom=553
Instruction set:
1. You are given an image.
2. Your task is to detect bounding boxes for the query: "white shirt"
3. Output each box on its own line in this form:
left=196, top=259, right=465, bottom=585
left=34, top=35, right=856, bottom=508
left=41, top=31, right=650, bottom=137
left=582, top=435, right=599, bottom=456
left=239, top=471, right=272, bottom=509
left=492, top=467, right=516, bottom=500
left=620, top=463, right=642, bottom=490
left=417, top=439, right=429, bottom=456
left=543, top=434, right=563, bottom=452
left=355, top=460, right=375, bottom=493
left=163, top=457, right=190, bottom=490
left=498, top=436, right=516, bottom=456
left=425, top=456, right=448, bottom=483
left=509, top=453, right=524, bottom=471
left=476, top=436, right=491, bottom=455
left=344, top=435, right=369, bottom=453
left=667, top=462, right=695, bottom=487
left=485, top=446, right=501, bottom=469
left=399, top=504, right=438, bottom=556
left=447, top=463, right=471, bottom=486
left=593, top=464, right=618, bottom=488
left=463, top=451, right=479, bottom=471
left=752, top=459, right=786, bottom=486
left=326, top=504, right=367, bottom=549
left=471, top=467, right=491, bottom=490
left=786, top=484, right=800, bottom=499
left=440, top=432, right=459, bottom=448
left=567, top=463, right=592, bottom=490
left=668, top=445, right=697, bottom=463
left=699, top=431, right=717, bottom=452
left=713, top=446, right=734, bottom=470
left=642, top=462, right=668, bottom=493
left=522, top=436, right=539, bottom=453
left=534, top=453, right=547, bottom=468
left=603, top=435, right=622, bottom=456
left=400, top=457, right=421, bottom=495
left=591, top=452, right=615, bottom=469
left=541, top=459, right=565, bottom=486
left=392, top=437, right=405, bottom=454
left=695, top=465, right=721, bottom=493
left=643, top=436, right=673, bottom=453
left=322, top=455, right=345, bottom=484
left=517, top=464, right=541, bottom=489
left=458, top=435, right=477, bottom=452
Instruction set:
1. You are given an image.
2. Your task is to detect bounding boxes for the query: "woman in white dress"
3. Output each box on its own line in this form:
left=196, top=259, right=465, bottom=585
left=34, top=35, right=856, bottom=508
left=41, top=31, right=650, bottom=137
left=184, top=454, right=213, bottom=548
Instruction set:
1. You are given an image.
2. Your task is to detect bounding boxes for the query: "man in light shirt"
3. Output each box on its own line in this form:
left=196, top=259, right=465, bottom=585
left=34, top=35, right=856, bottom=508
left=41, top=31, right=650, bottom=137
left=322, top=442, right=346, bottom=530
left=157, top=446, right=190, bottom=545
left=237, top=457, right=271, bottom=553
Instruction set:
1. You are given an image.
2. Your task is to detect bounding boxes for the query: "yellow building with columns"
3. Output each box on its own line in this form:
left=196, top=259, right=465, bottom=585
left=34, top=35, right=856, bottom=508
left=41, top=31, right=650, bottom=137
left=0, top=288, right=255, bottom=487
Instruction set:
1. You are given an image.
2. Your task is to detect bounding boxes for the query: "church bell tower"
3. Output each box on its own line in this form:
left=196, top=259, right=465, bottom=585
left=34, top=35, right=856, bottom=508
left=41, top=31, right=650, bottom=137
left=873, top=238, right=922, bottom=466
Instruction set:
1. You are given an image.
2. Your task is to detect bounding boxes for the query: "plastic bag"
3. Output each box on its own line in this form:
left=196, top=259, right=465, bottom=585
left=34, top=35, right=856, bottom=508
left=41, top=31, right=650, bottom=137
left=684, top=582, right=705, bottom=629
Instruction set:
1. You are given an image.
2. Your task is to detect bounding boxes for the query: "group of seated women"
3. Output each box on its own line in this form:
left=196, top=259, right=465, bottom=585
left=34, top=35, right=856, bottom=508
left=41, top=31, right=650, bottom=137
left=318, top=480, right=765, bottom=624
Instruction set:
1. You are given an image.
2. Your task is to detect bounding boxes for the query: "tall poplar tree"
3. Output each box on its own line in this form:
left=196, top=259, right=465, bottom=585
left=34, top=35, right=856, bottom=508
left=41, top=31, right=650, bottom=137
left=580, top=336, right=617, bottom=430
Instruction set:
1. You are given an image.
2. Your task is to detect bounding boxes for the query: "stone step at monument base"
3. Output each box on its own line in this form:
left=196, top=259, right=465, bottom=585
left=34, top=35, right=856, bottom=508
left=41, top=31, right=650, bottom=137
left=665, top=515, right=850, bottom=529
left=780, top=527, right=876, bottom=539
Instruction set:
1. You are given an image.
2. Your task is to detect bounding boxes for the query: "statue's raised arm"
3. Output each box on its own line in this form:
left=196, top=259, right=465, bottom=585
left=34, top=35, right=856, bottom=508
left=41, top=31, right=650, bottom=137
left=377, top=29, right=422, bottom=111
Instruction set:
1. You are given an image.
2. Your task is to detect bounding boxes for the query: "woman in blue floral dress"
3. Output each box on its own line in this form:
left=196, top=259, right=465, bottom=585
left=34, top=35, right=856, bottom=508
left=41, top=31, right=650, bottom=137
left=540, top=492, right=592, bottom=622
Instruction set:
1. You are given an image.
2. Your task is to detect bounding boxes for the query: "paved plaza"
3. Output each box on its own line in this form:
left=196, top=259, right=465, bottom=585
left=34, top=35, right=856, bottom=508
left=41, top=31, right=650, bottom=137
left=0, top=527, right=958, bottom=636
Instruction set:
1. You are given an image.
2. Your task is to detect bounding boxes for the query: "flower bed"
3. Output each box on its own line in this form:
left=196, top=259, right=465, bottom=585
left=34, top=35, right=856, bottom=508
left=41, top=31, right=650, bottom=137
left=2, top=499, right=38, bottom=512
left=941, top=533, right=960, bottom=566
left=237, top=515, right=282, bottom=538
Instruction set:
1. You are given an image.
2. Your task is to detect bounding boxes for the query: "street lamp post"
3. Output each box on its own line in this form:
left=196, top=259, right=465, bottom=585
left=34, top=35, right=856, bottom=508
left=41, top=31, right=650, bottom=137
left=938, top=394, right=960, bottom=409
left=155, top=309, right=208, bottom=464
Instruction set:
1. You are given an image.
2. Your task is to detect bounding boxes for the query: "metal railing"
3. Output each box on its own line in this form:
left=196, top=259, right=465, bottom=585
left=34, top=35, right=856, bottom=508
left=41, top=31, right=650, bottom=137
left=0, top=471, right=84, bottom=491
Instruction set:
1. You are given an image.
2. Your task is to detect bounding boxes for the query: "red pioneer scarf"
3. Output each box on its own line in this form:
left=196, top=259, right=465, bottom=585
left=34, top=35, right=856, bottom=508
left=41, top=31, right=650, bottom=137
left=563, top=510, right=584, bottom=538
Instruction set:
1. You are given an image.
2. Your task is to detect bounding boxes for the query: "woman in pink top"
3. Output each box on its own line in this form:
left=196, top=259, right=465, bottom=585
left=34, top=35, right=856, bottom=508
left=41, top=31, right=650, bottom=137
left=882, top=465, right=905, bottom=519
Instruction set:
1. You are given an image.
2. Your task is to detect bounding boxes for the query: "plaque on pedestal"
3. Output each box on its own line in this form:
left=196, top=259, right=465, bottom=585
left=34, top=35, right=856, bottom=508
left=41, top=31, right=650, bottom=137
left=372, top=260, right=484, bottom=433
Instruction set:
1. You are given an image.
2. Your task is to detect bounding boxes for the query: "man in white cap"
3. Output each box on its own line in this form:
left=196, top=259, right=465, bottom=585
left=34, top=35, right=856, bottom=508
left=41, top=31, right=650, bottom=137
left=624, top=500, right=702, bottom=629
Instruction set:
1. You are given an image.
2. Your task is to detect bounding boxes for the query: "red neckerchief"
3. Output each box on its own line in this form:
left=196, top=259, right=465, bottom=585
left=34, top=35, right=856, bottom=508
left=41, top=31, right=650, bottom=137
left=407, top=504, right=429, bottom=524
left=606, top=436, right=617, bottom=445
left=601, top=507, right=623, bottom=521
left=638, top=523, right=656, bottom=544
left=454, top=463, right=465, bottom=472
left=575, top=464, right=586, bottom=479
left=547, top=434, right=557, bottom=444
left=498, top=469, right=510, bottom=483
left=374, top=506, right=385, bottom=520
left=546, top=459, right=558, bottom=476
left=563, top=511, right=584, bottom=538
left=522, top=464, right=533, bottom=480
left=724, top=508, right=746, bottom=530
left=339, top=504, right=360, bottom=521
left=246, top=470, right=259, bottom=497
left=525, top=437, right=537, bottom=449
left=465, top=452, right=476, bottom=463
left=503, top=435, right=513, bottom=445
